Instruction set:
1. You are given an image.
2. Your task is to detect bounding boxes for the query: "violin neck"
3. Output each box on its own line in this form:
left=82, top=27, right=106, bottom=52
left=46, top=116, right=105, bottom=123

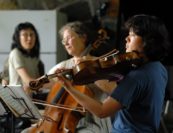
left=46, top=69, right=73, bottom=80
left=46, top=73, right=58, bottom=79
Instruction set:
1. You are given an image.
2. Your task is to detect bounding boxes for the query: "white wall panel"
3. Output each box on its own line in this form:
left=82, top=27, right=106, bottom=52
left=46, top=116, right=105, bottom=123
left=0, top=10, right=67, bottom=73
left=0, top=10, right=57, bottom=52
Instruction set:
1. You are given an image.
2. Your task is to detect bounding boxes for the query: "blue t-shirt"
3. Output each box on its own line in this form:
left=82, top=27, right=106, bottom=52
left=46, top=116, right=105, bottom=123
left=110, top=61, right=168, bottom=133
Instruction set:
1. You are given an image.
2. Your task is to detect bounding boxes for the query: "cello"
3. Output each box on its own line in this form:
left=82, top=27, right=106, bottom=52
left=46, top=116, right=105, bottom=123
left=28, top=29, right=109, bottom=133
left=28, top=52, right=144, bottom=133
left=29, top=83, right=93, bottom=133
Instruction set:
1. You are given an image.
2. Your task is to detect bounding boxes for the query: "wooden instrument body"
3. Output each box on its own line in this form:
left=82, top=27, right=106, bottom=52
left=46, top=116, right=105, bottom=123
left=29, top=83, right=93, bottom=133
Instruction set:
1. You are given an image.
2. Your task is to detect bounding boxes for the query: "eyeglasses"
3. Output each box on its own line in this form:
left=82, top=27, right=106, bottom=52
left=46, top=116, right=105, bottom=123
left=61, top=36, right=76, bottom=45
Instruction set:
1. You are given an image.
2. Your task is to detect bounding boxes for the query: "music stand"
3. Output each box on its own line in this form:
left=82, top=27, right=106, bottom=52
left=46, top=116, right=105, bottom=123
left=0, top=85, right=42, bottom=133
left=0, top=100, right=11, bottom=133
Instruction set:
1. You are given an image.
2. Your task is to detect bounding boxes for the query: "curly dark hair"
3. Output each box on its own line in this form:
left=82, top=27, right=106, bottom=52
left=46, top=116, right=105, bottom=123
left=11, top=22, right=40, bottom=58
left=125, top=14, right=171, bottom=61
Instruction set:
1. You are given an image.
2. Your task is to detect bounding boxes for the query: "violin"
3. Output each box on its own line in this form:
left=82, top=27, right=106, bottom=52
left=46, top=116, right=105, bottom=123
left=72, top=50, right=144, bottom=85
left=29, top=50, right=144, bottom=89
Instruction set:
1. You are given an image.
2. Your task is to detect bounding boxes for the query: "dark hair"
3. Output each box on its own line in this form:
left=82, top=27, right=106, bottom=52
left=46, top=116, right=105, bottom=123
left=11, top=22, right=40, bottom=58
left=59, top=21, right=91, bottom=46
left=125, top=14, right=171, bottom=61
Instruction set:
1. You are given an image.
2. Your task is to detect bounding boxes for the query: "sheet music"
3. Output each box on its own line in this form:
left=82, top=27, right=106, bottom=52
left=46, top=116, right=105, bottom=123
left=0, top=85, right=42, bottom=120
left=0, top=85, right=26, bottom=117
left=0, top=102, right=6, bottom=116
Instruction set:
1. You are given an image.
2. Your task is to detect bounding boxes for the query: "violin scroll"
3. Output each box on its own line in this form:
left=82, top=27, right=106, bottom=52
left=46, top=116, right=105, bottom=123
left=29, top=75, right=50, bottom=91
left=89, top=28, right=109, bottom=52
left=29, top=69, right=73, bottom=91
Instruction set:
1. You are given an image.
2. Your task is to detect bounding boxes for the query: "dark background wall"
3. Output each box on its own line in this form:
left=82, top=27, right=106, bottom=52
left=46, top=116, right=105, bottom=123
left=0, top=0, right=172, bottom=65
left=120, top=0, right=173, bottom=65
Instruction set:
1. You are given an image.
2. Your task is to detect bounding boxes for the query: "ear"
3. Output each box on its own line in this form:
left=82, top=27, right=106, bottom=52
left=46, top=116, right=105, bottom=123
left=81, top=34, right=87, bottom=45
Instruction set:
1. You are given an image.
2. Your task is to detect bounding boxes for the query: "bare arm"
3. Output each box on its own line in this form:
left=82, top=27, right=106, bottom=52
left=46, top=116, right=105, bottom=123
left=59, top=76, right=122, bottom=118
left=17, top=68, right=33, bottom=85
left=94, top=80, right=117, bottom=94
left=17, top=67, right=36, bottom=92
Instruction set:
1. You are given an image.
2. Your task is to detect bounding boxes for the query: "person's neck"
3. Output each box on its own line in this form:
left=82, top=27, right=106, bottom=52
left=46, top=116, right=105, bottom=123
left=73, top=56, right=80, bottom=65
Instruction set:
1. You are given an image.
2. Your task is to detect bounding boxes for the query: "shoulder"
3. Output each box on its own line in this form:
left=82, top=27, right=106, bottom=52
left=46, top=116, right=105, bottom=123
left=125, top=61, right=167, bottom=84
left=9, top=48, right=21, bottom=61
left=48, top=58, right=73, bottom=74
left=9, top=48, right=22, bottom=57
left=139, top=61, right=167, bottom=76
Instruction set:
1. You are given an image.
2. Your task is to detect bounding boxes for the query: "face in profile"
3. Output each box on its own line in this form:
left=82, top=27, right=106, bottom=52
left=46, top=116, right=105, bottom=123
left=125, top=31, right=144, bottom=53
left=19, top=28, right=36, bottom=52
left=62, top=29, right=86, bottom=57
